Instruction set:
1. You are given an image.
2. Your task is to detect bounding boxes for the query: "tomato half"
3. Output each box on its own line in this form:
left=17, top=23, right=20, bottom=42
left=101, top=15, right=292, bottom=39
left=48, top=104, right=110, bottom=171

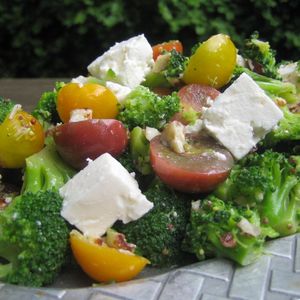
left=152, top=40, right=183, bottom=60
left=53, top=119, right=128, bottom=169
left=70, top=230, right=150, bottom=283
left=183, top=34, right=237, bottom=88
left=57, top=83, right=118, bottom=123
left=150, top=133, right=234, bottom=193
left=0, top=110, right=45, bottom=168
left=172, top=84, right=220, bottom=124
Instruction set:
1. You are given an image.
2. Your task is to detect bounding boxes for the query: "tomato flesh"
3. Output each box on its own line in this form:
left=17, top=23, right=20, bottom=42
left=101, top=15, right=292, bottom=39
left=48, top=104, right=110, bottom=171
left=172, top=84, right=220, bottom=124
left=150, top=133, right=234, bottom=193
left=53, top=119, right=128, bottom=169
left=152, top=40, right=183, bottom=60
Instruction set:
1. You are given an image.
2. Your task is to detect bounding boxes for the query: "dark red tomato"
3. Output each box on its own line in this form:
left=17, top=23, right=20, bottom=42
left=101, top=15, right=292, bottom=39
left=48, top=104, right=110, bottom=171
left=150, top=133, right=234, bottom=193
left=152, top=40, right=183, bottom=61
left=53, top=119, right=128, bottom=169
left=172, top=84, right=220, bottom=124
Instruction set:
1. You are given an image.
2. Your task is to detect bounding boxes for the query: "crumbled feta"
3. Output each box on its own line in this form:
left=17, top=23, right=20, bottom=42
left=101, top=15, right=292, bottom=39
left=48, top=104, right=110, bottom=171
left=71, top=76, right=89, bottom=86
left=278, top=62, right=300, bottom=89
left=60, top=153, right=153, bottom=237
left=87, top=34, right=154, bottom=89
left=145, top=127, right=160, bottom=141
left=69, top=109, right=93, bottom=122
left=184, top=119, right=203, bottom=135
left=203, top=73, right=283, bottom=160
left=105, top=81, right=131, bottom=104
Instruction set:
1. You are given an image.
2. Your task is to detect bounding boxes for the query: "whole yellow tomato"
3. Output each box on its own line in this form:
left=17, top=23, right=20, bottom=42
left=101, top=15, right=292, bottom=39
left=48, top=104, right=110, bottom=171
left=57, top=83, right=118, bottom=123
left=183, top=34, right=237, bottom=89
left=70, top=230, right=150, bottom=283
left=0, top=109, right=45, bottom=168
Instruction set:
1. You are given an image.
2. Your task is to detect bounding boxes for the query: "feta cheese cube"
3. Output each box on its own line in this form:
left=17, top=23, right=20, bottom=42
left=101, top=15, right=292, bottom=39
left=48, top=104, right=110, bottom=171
left=203, top=73, right=283, bottom=159
left=87, top=34, right=154, bottom=89
left=60, top=153, right=153, bottom=237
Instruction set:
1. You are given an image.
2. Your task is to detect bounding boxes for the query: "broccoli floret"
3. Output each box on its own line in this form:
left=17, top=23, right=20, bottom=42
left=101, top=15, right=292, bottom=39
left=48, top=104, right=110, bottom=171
left=184, top=196, right=265, bottom=266
left=31, top=82, right=64, bottom=129
left=0, top=190, right=70, bottom=287
left=0, top=138, right=75, bottom=286
left=233, top=66, right=298, bottom=103
left=0, top=97, right=15, bottom=123
left=164, top=49, right=189, bottom=79
left=242, top=31, right=280, bottom=79
left=263, top=105, right=300, bottom=147
left=216, top=150, right=300, bottom=237
left=114, top=179, right=191, bottom=267
left=22, top=139, right=76, bottom=194
left=117, top=85, right=180, bottom=130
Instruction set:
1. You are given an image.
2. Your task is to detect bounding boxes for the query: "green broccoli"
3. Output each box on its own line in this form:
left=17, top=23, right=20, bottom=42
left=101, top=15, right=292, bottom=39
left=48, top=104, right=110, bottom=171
left=0, top=139, right=75, bottom=286
left=117, top=85, right=181, bottom=130
left=0, top=97, right=15, bottom=123
left=114, top=179, right=191, bottom=267
left=242, top=31, right=280, bottom=79
left=215, top=150, right=300, bottom=237
left=233, top=66, right=298, bottom=103
left=263, top=105, right=300, bottom=147
left=184, top=196, right=265, bottom=266
left=143, top=49, right=188, bottom=89
left=31, top=82, right=64, bottom=129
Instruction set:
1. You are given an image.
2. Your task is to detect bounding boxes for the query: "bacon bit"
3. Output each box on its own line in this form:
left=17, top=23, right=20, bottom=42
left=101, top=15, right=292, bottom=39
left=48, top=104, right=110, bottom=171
left=290, top=103, right=300, bottom=114
left=220, top=232, right=237, bottom=248
left=113, top=233, right=136, bottom=252
left=0, top=198, right=8, bottom=210
left=30, top=118, right=37, bottom=125
left=94, top=238, right=104, bottom=246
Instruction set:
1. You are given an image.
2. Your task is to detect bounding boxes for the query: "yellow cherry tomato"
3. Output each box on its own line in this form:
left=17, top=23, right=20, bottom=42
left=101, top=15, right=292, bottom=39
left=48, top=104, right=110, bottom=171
left=183, top=34, right=237, bottom=89
left=57, top=83, right=119, bottom=123
left=70, top=230, right=150, bottom=283
left=0, top=109, right=45, bottom=168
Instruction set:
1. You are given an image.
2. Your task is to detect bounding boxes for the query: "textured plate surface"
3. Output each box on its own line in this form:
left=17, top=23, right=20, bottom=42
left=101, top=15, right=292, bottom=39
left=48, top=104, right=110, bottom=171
left=0, top=233, right=299, bottom=300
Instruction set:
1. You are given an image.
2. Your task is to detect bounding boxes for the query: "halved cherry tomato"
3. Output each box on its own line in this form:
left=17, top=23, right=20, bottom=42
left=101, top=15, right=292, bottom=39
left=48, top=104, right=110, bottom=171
left=171, top=84, right=220, bottom=124
left=150, top=133, right=234, bottom=193
left=0, top=110, right=45, bottom=168
left=183, top=34, right=237, bottom=88
left=57, top=83, right=118, bottom=123
left=70, top=230, right=150, bottom=283
left=152, top=40, right=183, bottom=60
left=53, top=119, right=128, bottom=169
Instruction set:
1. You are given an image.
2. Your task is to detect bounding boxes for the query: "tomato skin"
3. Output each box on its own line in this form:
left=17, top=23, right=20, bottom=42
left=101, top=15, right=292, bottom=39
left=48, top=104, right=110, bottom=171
left=53, top=119, right=128, bottom=169
left=0, top=110, right=45, bottom=168
left=152, top=40, right=183, bottom=60
left=183, top=34, right=237, bottom=89
left=70, top=230, right=149, bottom=283
left=172, top=84, right=220, bottom=124
left=57, top=83, right=118, bottom=123
left=150, top=133, right=234, bottom=193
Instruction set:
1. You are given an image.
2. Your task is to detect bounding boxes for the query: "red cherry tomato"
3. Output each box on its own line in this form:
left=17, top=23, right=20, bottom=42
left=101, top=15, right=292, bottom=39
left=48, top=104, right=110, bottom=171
left=150, top=133, right=234, bottom=193
left=172, top=84, right=220, bottom=124
left=152, top=40, right=183, bottom=61
left=53, top=119, right=128, bottom=169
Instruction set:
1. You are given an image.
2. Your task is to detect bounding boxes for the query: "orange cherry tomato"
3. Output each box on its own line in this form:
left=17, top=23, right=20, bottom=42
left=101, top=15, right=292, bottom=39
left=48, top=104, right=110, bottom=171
left=152, top=40, right=183, bottom=60
left=57, top=83, right=119, bottom=123
left=70, top=230, right=150, bottom=283
left=0, top=109, right=45, bottom=168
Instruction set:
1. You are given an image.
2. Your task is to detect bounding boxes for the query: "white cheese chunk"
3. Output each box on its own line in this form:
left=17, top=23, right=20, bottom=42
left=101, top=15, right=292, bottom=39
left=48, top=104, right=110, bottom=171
left=60, top=153, right=153, bottom=237
left=87, top=34, right=154, bottom=89
left=105, top=81, right=132, bottom=104
left=69, top=109, right=93, bottom=122
left=203, top=73, right=283, bottom=159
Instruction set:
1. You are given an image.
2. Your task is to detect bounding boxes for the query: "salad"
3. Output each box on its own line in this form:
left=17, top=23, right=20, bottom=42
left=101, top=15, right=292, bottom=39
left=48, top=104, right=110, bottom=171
left=0, top=32, right=300, bottom=287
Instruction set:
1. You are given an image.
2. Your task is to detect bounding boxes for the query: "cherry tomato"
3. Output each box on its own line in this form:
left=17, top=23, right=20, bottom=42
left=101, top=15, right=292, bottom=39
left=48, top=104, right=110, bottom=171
left=150, top=133, right=234, bottom=193
left=183, top=34, right=237, bottom=89
left=152, top=40, right=183, bottom=61
left=53, top=119, right=128, bottom=169
left=0, top=110, right=45, bottom=168
left=70, top=230, right=150, bottom=283
left=172, top=84, right=220, bottom=124
left=57, top=83, right=118, bottom=123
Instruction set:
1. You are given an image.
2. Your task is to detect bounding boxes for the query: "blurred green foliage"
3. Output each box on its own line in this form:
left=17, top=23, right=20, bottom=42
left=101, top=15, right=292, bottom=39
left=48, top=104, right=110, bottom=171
left=0, top=0, right=299, bottom=77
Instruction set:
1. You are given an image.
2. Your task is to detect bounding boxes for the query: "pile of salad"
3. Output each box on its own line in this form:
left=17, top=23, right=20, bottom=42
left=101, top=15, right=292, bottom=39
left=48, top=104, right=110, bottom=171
left=0, top=32, right=300, bottom=287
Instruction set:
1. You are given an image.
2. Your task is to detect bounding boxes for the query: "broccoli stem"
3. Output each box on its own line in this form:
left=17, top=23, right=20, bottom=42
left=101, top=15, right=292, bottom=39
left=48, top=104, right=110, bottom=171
left=261, top=175, right=299, bottom=236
